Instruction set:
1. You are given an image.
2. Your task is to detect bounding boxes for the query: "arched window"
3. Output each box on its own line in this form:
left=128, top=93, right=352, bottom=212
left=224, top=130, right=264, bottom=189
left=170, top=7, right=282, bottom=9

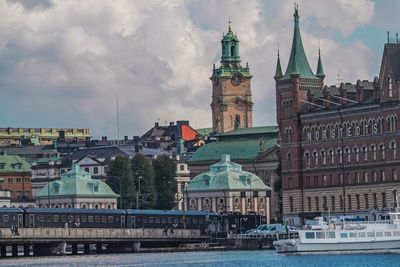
left=289, top=196, right=294, bottom=213
left=371, top=145, right=376, bottom=161
left=362, top=146, right=368, bottom=162
left=388, top=76, right=393, bottom=97
left=354, top=147, right=359, bottom=162
left=391, top=141, right=397, bottom=160
left=305, top=152, right=311, bottom=168
left=321, top=150, right=326, bottom=166
left=287, top=153, right=292, bottom=169
left=337, top=148, right=343, bottom=164
left=380, top=144, right=385, bottom=160
left=313, top=151, right=318, bottom=166
left=307, top=197, right=312, bottom=211
left=315, top=197, right=320, bottom=211
left=345, top=147, right=351, bottom=163
left=329, top=150, right=334, bottom=165
left=231, top=45, right=235, bottom=57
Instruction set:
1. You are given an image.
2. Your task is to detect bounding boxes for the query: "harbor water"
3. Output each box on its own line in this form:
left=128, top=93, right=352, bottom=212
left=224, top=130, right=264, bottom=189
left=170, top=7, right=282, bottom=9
left=1, top=250, right=400, bottom=267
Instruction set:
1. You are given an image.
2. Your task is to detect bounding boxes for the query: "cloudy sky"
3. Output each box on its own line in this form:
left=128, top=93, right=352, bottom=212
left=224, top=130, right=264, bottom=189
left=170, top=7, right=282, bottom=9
left=0, top=0, right=397, bottom=138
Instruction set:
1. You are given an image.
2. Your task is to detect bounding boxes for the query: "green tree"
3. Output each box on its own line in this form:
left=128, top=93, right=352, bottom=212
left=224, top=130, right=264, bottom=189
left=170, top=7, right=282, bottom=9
left=153, top=155, right=177, bottom=210
left=131, top=154, right=157, bottom=209
left=106, top=155, right=135, bottom=209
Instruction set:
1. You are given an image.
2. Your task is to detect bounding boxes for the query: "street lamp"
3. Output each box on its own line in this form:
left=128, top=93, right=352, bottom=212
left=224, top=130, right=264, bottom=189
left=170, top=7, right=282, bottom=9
left=107, top=176, right=122, bottom=209
left=136, top=176, right=142, bottom=210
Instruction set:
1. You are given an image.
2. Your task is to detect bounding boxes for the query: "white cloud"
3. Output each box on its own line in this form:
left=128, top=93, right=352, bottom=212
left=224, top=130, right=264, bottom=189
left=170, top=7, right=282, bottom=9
left=0, top=0, right=382, bottom=137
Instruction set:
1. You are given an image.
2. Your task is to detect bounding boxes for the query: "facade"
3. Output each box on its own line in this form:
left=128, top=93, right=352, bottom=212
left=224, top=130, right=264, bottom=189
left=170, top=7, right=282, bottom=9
left=0, top=151, right=32, bottom=200
left=211, top=22, right=253, bottom=133
left=186, top=154, right=270, bottom=222
left=60, top=146, right=129, bottom=180
left=140, top=120, right=198, bottom=153
left=188, top=126, right=280, bottom=220
left=37, top=163, right=118, bottom=209
left=0, top=127, right=90, bottom=146
left=31, top=157, right=62, bottom=198
left=175, top=158, right=191, bottom=210
left=277, top=8, right=400, bottom=225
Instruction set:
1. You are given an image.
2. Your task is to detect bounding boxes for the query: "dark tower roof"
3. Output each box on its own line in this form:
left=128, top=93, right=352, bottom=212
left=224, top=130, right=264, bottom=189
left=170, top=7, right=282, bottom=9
left=274, top=49, right=283, bottom=79
left=282, top=7, right=318, bottom=80
left=316, top=48, right=325, bottom=78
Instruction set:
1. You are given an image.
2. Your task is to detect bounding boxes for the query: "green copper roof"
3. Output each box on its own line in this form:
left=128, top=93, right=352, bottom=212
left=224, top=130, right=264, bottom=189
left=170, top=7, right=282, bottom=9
left=38, top=163, right=118, bottom=198
left=187, top=154, right=269, bottom=192
left=196, top=127, right=214, bottom=137
left=218, top=126, right=278, bottom=137
left=0, top=152, right=31, bottom=173
left=282, top=8, right=318, bottom=80
left=189, top=136, right=278, bottom=163
left=212, top=20, right=251, bottom=78
left=274, top=51, right=283, bottom=79
left=316, top=49, right=325, bottom=78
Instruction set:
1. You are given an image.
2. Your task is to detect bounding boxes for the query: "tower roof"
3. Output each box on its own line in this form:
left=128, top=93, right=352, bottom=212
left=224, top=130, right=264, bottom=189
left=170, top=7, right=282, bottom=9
left=282, top=7, right=318, bottom=80
left=316, top=48, right=325, bottom=78
left=274, top=50, right=283, bottom=79
left=187, top=154, right=270, bottom=192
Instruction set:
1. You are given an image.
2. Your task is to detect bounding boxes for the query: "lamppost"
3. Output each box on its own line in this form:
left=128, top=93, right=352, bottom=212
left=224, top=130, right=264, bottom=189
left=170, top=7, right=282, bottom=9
left=136, top=176, right=142, bottom=210
left=107, top=176, right=122, bottom=209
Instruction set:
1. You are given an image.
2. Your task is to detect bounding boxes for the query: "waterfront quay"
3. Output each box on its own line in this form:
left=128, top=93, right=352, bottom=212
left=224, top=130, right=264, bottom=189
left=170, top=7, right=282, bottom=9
left=0, top=227, right=207, bottom=257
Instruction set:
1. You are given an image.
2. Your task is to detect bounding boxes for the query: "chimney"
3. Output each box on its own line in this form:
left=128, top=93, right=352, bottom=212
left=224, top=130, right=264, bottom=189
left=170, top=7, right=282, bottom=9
left=169, top=122, right=175, bottom=126
left=58, top=130, right=65, bottom=141
left=102, top=136, right=107, bottom=141
left=124, top=136, right=128, bottom=141
left=155, top=122, right=159, bottom=127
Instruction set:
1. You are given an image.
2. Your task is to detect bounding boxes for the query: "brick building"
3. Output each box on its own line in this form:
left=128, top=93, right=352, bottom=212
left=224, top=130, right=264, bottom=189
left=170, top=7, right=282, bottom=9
left=276, top=8, right=400, bottom=225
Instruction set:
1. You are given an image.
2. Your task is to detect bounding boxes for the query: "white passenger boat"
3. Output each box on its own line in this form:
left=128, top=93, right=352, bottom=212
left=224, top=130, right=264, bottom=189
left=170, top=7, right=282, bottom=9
left=273, top=208, right=400, bottom=253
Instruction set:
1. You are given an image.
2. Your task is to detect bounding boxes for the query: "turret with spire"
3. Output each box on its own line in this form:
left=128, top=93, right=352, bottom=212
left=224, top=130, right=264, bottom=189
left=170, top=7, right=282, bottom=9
left=274, top=48, right=283, bottom=80
left=281, top=5, right=318, bottom=80
left=316, top=48, right=325, bottom=79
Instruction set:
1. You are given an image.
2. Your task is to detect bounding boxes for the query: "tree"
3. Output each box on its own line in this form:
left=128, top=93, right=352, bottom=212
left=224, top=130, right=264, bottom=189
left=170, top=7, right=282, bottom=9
left=153, top=155, right=177, bottom=210
left=131, top=154, right=157, bottom=209
left=106, top=155, right=135, bottom=209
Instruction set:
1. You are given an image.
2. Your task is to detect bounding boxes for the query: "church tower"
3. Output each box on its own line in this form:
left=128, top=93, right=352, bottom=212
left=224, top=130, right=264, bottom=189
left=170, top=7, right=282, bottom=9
left=275, top=6, right=324, bottom=220
left=211, top=20, right=253, bottom=133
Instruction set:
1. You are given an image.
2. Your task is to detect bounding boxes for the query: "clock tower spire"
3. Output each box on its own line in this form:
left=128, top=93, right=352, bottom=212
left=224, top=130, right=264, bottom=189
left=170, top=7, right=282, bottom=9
left=210, top=19, right=253, bottom=133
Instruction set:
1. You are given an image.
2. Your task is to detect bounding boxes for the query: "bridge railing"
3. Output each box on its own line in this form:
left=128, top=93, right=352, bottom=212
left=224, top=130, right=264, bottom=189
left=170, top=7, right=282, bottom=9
left=0, top=228, right=202, bottom=239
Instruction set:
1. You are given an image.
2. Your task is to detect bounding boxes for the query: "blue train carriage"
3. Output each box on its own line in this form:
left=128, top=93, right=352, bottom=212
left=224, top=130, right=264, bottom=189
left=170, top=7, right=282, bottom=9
left=24, top=208, right=127, bottom=228
left=0, top=207, right=25, bottom=228
left=125, top=210, right=218, bottom=234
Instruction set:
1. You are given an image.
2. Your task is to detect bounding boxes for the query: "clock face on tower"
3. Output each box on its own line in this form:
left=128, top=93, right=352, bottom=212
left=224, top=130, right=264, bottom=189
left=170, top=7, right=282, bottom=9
left=231, top=72, right=242, bottom=86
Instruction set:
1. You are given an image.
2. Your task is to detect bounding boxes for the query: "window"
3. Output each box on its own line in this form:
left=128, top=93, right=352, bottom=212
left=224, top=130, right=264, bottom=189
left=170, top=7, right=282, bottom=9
left=371, top=145, right=377, bottom=161
left=345, top=148, right=351, bottom=163
left=305, top=152, right=311, bottom=168
left=94, top=185, right=99, bottom=192
left=7, top=178, right=12, bottom=183
left=329, top=150, right=334, bottom=165
left=363, top=146, right=368, bottom=162
left=381, top=170, right=385, bottom=182
left=365, top=194, right=369, bottom=209
left=348, top=195, right=352, bottom=210
left=326, top=232, right=336, bottom=238
left=356, top=194, right=360, bottom=210
left=179, top=165, right=185, bottom=171
left=95, top=216, right=101, bottom=223
left=316, top=232, right=325, bottom=239
left=337, top=149, right=343, bottom=164
left=16, top=178, right=21, bottom=183
left=391, top=141, right=397, bottom=159
left=323, top=175, right=327, bottom=186
left=393, top=169, right=398, bottom=181
left=331, top=196, right=335, bottom=211
left=307, top=197, right=311, bottom=211
left=84, top=167, right=90, bottom=173
left=289, top=196, right=294, bottom=213
left=340, top=233, right=348, bottom=238
left=382, top=192, right=387, bottom=208
left=323, top=196, right=328, bottom=211
left=339, top=173, right=343, bottom=185
left=94, top=167, right=99, bottom=174
left=315, top=197, right=319, bottom=211
left=349, top=232, right=357, bottom=238
left=101, top=216, right=107, bottom=223
left=340, top=195, right=344, bottom=210
left=354, top=147, right=359, bottom=162
left=305, top=232, right=315, bottom=239
left=355, top=172, right=360, bottom=184
left=363, top=172, right=368, bottom=183
left=321, top=151, right=326, bottom=166
left=313, top=151, right=318, bottom=166
left=373, top=193, right=378, bottom=208
left=380, top=144, right=385, bottom=160
left=373, top=171, right=377, bottom=182
left=108, top=216, right=113, bottom=223
left=388, top=76, right=393, bottom=97
left=54, top=185, right=59, bottom=193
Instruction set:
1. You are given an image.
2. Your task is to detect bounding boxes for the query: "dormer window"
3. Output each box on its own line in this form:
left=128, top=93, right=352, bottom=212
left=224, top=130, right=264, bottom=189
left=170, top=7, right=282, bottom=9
left=388, top=76, right=393, bottom=97
left=94, top=185, right=99, bottom=192
left=54, top=185, right=59, bottom=193
left=0, top=163, right=5, bottom=169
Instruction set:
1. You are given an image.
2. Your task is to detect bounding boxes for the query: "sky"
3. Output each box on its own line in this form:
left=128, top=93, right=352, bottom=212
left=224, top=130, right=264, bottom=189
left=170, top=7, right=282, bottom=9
left=0, top=0, right=398, bottom=139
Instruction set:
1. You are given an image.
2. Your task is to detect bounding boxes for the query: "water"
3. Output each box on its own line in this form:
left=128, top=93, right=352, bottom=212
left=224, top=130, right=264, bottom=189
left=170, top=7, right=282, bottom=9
left=1, top=250, right=400, bottom=267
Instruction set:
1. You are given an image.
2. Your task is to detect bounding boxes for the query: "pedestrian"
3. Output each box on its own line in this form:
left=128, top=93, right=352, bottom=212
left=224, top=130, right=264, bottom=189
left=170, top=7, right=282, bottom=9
left=170, top=227, right=174, bottom=237
left=14, top=225, right=19, bottom=236
left=10, top=225, right=14, bottom=236
left=285, top=221, right=289, bottom=236
left=163, top=226, right=168, bottom=236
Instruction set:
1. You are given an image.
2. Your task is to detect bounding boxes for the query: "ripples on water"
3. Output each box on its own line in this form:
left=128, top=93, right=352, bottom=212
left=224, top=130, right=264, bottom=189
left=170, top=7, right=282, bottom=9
left=1, top=250, right=400, bottom=267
